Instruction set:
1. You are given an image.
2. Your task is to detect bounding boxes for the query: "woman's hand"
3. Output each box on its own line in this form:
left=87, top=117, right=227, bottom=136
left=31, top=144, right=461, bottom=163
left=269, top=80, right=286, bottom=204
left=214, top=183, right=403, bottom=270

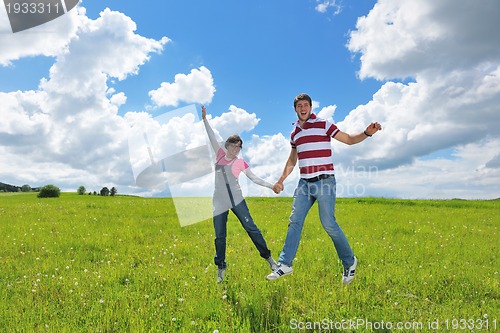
left=202, top=105, right=207, bottom=119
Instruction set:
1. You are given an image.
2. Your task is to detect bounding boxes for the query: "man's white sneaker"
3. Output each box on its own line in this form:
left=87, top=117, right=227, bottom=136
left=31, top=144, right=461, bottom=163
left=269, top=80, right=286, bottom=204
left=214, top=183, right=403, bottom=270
left=217, top=267, right=226, bottom=283
left=266, top=256, right=279, bottom=271
left=266, top=263, right=292, bottom=280
left=342, top=256, right=357, bottom=285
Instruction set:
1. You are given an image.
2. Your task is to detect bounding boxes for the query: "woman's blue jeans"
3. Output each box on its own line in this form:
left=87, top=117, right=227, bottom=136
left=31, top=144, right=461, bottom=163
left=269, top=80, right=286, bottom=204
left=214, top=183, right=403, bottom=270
left=278, top=176, right=355, bottom=269
left=213, top=199, right=271, bottom=269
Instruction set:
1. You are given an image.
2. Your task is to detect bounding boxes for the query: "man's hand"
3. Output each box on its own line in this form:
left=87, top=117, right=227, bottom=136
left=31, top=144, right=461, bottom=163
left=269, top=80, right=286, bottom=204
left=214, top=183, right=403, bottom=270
left=202, top=105, right=207, bottom=119
left=273, top=182, right=284, bottom=194
left=364, top=122, right=382, bottom=136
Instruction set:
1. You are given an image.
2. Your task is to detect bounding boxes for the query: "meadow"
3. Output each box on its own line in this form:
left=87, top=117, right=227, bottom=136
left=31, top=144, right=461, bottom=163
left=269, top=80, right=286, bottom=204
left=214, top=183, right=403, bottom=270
left=0, top=192, right=498, bottom=332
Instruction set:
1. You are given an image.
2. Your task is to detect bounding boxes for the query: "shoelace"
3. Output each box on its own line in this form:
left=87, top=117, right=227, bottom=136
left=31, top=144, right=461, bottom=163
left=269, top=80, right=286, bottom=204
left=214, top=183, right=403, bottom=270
left=344, top=268, right=355, bottom=277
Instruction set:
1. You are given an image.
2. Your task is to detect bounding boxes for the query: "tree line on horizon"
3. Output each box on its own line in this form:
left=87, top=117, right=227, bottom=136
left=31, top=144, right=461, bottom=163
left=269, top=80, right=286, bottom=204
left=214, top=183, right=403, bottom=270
left=1, top=182, right=117, bottom=198
left=77, top=185, right=117, bottom=197
left=0, top=182, right=40, bottom=193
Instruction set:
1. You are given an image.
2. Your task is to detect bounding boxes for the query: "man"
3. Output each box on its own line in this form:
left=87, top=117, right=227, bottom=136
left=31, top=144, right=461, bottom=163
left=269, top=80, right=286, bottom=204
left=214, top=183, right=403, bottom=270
left=267, top=93, right=381, bottom=284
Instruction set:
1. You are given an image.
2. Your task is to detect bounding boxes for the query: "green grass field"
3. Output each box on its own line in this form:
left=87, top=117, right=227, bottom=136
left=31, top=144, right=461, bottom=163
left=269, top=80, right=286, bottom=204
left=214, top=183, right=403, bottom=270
left=0, top=193, right=498, bottom=332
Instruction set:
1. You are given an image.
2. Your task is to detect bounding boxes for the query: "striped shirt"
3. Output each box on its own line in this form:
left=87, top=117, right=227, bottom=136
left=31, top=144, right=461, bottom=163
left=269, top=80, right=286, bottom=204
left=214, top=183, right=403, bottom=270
left=290, top=113, right=339, bottom=179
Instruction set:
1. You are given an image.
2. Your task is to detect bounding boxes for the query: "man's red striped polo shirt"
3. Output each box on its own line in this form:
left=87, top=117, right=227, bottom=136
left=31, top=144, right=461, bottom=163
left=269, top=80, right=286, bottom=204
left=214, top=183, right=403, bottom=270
left=290, top=113, right=339, bottom=179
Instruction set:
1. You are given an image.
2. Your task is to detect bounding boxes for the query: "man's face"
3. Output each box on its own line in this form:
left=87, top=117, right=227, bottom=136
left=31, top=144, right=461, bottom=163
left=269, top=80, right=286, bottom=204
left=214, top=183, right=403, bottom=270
left=295, top=100, right=312, bottom=122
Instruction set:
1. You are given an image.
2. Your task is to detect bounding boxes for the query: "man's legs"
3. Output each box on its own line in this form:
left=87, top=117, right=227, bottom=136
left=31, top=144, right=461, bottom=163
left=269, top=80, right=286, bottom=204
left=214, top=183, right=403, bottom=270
left=316, top=176, right=355, bottom=269
left=279, top=180, right=315, bottom=267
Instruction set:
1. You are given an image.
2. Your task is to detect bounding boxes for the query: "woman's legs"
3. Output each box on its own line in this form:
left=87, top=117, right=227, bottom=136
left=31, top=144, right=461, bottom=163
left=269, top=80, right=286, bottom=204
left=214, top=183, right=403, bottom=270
left=213, top=210, right=229, bottom=268
left=231, top=200, right=271, bottom=259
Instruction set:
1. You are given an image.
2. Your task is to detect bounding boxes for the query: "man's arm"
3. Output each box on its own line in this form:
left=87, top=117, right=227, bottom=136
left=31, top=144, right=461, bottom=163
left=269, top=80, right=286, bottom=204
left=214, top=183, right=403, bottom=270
left=273, top=148, right=297, bottom=194
left=334, top=122, right=382, bottom=145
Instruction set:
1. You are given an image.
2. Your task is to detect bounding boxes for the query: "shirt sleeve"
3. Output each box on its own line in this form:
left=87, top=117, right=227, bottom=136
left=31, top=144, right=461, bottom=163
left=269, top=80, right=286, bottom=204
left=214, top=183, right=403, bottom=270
left=203, top=118, right=222, bottom=153
left=325, top=119, right=339, bottom=138
left=216, top=148, right=226, bottom=163
left=290, top=128, right=298, bottom=148
left=243, top=168, right=273, bottom=189
left=230, top=158, right=248, bottom=177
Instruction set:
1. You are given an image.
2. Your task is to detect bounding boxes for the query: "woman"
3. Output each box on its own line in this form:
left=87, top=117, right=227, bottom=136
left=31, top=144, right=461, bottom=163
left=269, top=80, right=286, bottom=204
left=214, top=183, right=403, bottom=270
left=202, top=105, right=278, bottom=283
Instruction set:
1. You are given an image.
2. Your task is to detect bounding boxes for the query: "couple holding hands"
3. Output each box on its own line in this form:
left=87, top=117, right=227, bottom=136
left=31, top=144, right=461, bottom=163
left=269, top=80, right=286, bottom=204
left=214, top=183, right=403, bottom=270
left=201, top=93, right=382, bottom=284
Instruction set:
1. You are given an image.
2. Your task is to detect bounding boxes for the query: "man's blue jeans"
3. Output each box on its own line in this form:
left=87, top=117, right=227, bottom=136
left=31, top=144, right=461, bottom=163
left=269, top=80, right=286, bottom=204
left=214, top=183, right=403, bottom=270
left=213, top=199, right=271, bottom=269
left=278, top=176, right=355, bottom=269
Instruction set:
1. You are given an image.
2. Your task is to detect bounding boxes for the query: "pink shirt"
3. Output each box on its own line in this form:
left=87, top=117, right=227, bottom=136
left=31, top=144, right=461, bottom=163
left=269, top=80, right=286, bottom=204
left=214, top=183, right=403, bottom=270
left=216, top=148, right=249, bottom=179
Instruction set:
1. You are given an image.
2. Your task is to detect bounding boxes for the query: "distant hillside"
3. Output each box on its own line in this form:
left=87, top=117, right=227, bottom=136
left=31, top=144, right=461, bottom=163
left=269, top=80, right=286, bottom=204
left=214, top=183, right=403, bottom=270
left=0, top=182, right=22, bottom=192
left=0, top=182, right=40, bottom=192
left=0, top=182, right=44, bottom=193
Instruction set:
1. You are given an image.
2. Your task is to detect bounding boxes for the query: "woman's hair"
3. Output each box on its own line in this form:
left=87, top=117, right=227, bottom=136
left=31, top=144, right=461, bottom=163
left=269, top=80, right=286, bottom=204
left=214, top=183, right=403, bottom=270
left=225, top=135, right=243, bottom=149
left=294, top=93, right=312, bottom=108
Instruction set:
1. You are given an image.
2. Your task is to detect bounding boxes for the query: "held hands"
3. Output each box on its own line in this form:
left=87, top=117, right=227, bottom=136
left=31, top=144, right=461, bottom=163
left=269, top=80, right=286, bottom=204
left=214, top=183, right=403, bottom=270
left=364, top=122, right=382, bottom=136
left=272, top=182, right=284, bottom=194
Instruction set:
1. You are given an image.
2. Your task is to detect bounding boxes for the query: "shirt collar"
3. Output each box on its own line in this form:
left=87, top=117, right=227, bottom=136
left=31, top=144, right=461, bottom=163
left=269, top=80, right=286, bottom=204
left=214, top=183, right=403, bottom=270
left=292, top=113, right=317, bottom=126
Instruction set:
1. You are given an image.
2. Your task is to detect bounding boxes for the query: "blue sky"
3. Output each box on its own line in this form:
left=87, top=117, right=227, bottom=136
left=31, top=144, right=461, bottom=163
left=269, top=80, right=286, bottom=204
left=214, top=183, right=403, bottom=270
left=1, top=0, right=499, bottom=199
left=83, top=0, right=382, bottom=136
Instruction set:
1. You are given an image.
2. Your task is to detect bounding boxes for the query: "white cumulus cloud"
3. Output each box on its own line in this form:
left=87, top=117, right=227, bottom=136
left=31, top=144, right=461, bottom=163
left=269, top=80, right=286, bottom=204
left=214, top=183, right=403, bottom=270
left=149, top=66, right=215, bottom=107
left=334, top=0, right=500, bottom=198
left=0, top=7, right=169, bottom=193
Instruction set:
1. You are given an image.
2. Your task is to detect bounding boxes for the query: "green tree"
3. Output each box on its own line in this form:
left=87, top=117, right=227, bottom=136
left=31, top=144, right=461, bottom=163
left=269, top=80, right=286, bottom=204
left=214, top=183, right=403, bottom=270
left=110, top=187, right=117, bottom=196
left=21, top=184, right=31, bottom=192
left=77, top=185, right=86, bottom=195
left=100, top=187, right=110, bottom=196
left=37, top=184, right=61, bottom=198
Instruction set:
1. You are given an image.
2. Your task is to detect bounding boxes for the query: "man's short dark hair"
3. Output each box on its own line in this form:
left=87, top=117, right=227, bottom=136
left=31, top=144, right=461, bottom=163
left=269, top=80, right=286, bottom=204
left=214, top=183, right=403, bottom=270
left=294, top=93, right=312, bottom=108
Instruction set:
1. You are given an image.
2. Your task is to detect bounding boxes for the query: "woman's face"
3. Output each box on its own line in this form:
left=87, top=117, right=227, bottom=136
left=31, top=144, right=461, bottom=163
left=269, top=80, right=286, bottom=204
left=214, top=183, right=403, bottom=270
left=226, top=142, right=242, bottom=158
